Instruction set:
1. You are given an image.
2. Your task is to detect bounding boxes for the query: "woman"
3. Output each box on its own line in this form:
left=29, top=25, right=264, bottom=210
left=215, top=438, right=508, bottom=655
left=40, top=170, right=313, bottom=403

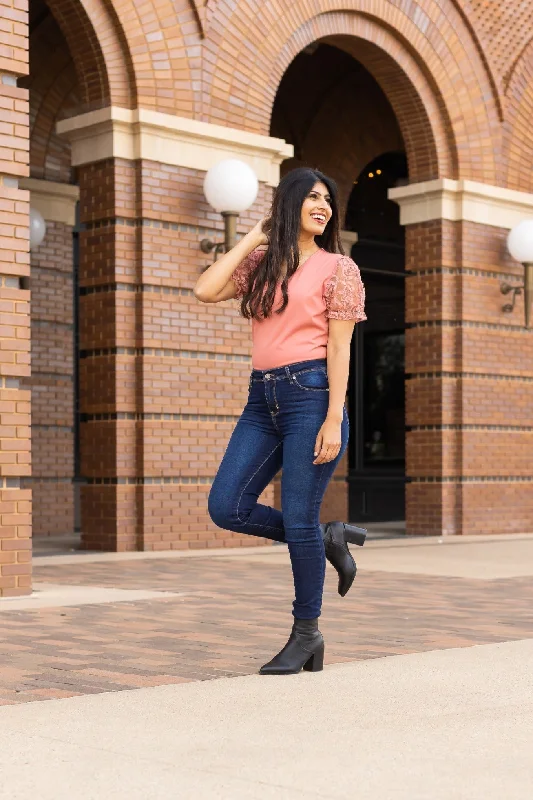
left=193, top=167, right=367, bottom=675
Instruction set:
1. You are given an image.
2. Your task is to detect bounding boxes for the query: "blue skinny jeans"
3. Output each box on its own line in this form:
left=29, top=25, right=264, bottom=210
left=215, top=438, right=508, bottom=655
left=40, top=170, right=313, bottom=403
left=208, top=358, right=349, bottom=620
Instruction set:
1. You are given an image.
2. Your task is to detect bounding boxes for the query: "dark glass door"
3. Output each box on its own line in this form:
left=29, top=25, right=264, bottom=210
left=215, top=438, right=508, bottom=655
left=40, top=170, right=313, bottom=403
left=344, top=151, right=408, bottom=523
left=347, top=259, right=406, bottom=522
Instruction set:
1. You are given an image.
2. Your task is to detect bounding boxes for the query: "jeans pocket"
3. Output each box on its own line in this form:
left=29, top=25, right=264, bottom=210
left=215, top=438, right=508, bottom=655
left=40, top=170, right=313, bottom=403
left=291, top=368, right=329, bottom=392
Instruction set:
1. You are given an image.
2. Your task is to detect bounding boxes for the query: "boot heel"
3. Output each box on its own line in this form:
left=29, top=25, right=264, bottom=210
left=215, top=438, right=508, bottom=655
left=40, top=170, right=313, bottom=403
left=344, top=524, right=367, bottom=547
left=302, top=644, right=324, bottom=672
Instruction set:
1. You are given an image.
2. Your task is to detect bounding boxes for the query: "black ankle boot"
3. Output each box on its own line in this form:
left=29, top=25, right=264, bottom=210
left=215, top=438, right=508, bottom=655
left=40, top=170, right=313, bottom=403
left=259, top=617, right=324, bottom=675
left=321, top=521, right=367, bottom=597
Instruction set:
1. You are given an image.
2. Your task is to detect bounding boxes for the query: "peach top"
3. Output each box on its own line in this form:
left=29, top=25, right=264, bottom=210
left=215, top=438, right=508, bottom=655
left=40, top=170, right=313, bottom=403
left=232, top=247, right=366, bottom=370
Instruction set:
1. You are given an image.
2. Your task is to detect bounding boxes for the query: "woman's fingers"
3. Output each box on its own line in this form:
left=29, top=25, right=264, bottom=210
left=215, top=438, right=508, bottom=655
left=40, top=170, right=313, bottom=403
left=313, top=443, right=340, bottom=464
left=314, top=423, right=342, bottom=463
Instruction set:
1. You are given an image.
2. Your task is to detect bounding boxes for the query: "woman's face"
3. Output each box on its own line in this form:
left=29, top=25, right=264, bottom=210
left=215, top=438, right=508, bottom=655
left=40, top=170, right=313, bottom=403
left=299, top=181, right=333, bottom=238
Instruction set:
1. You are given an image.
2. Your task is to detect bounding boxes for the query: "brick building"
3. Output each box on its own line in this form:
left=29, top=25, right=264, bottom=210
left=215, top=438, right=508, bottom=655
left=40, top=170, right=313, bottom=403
left=1, top=0, right=533, bottom=595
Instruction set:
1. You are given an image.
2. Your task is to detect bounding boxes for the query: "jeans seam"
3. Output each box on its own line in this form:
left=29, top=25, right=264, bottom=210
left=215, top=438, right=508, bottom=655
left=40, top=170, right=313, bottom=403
left=236, top=441, right=282, bottom=524
left=313, top=463, right=328, bottom=539
left=294, top=368, right=327, bottom=376
left=244, top=521, right=283, bottom=532
left=292, top=376, right=329, bottom=392
left=272, top=381, right=279, bottom=411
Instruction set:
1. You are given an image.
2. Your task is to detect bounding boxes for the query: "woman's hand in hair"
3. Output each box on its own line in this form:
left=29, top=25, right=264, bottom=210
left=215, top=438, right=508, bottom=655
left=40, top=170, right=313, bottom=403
left=249, top=218, right=269, bottom=246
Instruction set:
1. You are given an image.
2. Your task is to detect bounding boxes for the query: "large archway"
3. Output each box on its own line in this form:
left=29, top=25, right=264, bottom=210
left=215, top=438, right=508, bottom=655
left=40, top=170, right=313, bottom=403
left=270, top=41, right=413, bottom=526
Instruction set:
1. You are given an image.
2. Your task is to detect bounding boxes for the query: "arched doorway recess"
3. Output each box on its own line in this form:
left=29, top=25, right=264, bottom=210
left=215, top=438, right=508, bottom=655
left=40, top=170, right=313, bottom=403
left=270, top=42, right=412, bottom=525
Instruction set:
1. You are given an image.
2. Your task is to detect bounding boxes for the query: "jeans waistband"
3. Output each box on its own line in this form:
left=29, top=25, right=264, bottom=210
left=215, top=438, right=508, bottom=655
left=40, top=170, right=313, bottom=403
left=250, top=358, right=327, bottom=381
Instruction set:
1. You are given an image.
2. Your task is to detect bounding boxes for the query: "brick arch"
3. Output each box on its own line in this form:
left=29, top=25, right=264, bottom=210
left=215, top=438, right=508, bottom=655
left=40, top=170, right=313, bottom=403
left=105, top=0, right=196, bottom=114
left=318, top=31, right=447, bottom=182
left=25, top=11, right=80, bottom=181
left=45, top=0, right=135, bottom=111
left=502, top=39, right=533, bottom=192
left=205, top=1, right=502, bottom=183
left=31, top=68, right=80, bottom=183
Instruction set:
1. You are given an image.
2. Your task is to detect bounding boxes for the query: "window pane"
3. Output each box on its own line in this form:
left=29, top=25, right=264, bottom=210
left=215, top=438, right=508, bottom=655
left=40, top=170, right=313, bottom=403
left=363, top=332, right=405, bottom=467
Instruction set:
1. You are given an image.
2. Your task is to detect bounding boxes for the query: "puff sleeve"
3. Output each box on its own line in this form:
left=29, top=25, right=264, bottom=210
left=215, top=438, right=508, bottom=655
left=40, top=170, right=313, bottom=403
left=231, top=248, right=265, bottom=299
left=324, top=255, right=367, bottom=322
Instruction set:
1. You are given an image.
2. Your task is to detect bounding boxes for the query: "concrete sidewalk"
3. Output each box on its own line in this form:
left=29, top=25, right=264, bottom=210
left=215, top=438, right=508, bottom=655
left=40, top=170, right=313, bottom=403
left=1, top=639, right=532, bottom=799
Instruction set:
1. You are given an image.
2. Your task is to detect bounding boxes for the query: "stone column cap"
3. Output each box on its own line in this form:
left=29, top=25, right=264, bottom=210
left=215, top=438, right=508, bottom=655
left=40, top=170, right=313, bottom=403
left=20, top=178, right=80, bottom=226
left=57, top=107, right=294, bottom=186
left=389, top=178, right=533, bottom=229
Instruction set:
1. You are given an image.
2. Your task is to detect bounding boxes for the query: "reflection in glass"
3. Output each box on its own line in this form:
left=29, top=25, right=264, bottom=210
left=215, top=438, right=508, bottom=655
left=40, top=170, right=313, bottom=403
left=363, top=332, right=405, bottom=466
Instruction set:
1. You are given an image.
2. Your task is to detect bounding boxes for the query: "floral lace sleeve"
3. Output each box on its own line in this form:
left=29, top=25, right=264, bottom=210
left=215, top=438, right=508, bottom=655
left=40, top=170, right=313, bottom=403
left=324, top=255, right=367, bottom=321
left=231, top=248, right=266, bottom=299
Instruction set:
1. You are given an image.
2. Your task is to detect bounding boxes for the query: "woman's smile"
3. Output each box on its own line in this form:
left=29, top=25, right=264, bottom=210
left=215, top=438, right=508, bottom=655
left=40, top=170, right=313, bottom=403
left=300, top=182, right=333, bottom=236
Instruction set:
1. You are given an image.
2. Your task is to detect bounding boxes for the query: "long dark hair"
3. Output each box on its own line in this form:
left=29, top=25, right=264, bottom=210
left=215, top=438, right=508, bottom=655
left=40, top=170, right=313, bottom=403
left=239, top=167, right=343, bottom=320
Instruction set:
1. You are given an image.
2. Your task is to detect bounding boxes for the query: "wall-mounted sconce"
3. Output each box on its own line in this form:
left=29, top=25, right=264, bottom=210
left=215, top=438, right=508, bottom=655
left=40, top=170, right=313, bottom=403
left=29, top=207, right=47, bottom=250
left=502, top=219, right=533, bottom=328
left=200, top=159, right=259, bottom=258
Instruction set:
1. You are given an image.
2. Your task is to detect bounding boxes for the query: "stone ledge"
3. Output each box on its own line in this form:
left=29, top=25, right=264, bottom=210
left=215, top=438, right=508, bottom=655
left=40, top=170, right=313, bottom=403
left=57, top=107, right=294, bottom=186
left=389, top=178, right=533, bottom=229
left=20, top=178, right=79, bottom=226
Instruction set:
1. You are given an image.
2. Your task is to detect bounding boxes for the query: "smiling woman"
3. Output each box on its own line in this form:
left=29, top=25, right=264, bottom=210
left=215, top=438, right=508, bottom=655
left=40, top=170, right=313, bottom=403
left=194, top=167, right=367, bottom=676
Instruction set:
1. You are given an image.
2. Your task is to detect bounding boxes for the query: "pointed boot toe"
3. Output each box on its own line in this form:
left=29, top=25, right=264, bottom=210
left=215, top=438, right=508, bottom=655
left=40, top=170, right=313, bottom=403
left=259, top=618, right=324, bottom=675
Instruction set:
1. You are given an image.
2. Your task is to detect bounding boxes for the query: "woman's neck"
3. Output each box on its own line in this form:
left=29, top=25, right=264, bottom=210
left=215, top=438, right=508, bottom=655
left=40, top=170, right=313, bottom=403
left=297, top=234, right=318, bottom=255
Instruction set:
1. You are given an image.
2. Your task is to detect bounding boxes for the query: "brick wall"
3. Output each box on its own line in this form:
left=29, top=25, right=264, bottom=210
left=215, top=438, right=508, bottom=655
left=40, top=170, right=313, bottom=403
left=0, top=0, right=32, bottom=595
left=74, top=157, right=352, bottom=549
left=405, top=220, right=532, bottom=535
left=21, top=220, right=75, bottom=536
left=75, top=161, right=253, bottom=548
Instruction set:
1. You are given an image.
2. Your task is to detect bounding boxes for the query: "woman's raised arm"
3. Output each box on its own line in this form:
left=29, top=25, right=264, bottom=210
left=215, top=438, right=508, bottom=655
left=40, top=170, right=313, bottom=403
left=193, top=220, right=267, bottom=304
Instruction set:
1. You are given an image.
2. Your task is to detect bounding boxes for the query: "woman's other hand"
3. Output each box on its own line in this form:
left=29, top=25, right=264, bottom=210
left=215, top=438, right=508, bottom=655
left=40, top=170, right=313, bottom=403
left=313, top=418, right=342, bottom=464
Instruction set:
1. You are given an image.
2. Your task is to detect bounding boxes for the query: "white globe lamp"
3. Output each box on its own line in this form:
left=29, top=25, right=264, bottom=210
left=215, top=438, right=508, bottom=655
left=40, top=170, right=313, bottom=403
left=506, top=219, right=533, bottom=328
left=507, top=219, right=533, bottom=264
left=29, top=207, right=46, bottom=250
left=203, top=158, right=258, bottom=214
left=201, top=159, right=259, bottom=254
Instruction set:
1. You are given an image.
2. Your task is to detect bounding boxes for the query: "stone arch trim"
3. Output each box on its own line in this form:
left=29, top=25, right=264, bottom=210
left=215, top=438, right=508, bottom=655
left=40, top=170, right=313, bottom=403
left=205, top=0, right=501, bottom=183
left=46, top=0, right=136, bottom=111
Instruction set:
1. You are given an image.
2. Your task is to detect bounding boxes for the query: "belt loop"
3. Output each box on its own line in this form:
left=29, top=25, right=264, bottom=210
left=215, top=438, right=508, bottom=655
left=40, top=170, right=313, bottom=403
left=284, top=365, right=293, bottom=384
